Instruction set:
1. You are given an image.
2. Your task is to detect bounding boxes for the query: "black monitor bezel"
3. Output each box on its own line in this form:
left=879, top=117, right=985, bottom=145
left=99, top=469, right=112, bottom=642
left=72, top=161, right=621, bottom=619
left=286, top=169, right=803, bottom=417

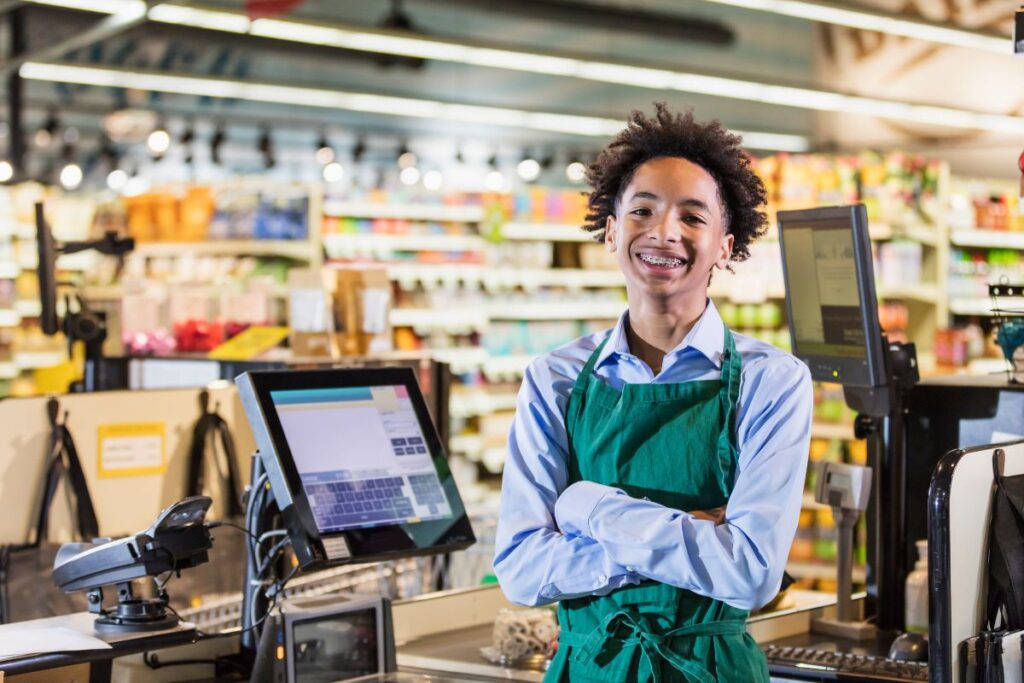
left=777, top=204, right=887, bottom=389
left=241, top=366, right=474, bottom=569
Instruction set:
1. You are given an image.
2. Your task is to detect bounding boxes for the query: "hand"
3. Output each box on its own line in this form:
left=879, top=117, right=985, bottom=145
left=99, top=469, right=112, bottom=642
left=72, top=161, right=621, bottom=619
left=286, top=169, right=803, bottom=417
left=689, top=506, right=726, bottom=524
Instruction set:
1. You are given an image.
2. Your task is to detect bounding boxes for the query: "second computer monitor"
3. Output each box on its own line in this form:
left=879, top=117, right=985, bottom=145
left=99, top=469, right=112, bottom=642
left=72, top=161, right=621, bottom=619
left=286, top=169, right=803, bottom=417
left=777, top=204, right=887, bottom=389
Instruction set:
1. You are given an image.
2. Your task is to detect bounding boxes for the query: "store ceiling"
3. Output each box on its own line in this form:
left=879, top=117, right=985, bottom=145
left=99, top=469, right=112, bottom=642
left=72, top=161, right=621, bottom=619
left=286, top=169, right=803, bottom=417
left=4, top=0, right=1022, bottom=180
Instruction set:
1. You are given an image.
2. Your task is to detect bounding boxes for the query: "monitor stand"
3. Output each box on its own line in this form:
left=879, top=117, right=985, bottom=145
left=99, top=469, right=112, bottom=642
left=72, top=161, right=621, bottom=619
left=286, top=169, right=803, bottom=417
left=842, top=336, right=919, bottom=634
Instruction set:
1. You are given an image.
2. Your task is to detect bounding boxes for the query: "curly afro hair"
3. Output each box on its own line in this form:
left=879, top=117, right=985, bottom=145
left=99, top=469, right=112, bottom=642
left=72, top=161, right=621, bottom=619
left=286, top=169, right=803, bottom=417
left=583, top=102, right=768, bottom=262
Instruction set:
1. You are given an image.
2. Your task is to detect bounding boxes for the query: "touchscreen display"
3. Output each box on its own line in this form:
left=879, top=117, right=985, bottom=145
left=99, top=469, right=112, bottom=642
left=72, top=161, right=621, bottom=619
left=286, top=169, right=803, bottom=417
left=271, top=385, right=453, bottom=533
left=782, top=225, right=868, bottom=360
left=293, top=607, right=378, bottom=682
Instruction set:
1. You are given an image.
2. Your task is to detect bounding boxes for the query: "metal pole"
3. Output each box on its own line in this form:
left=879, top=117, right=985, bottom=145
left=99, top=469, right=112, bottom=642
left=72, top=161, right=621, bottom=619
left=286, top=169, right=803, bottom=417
left=836, top=509, right=857, bottom=623
left=8, top=7, right=26, bottom=180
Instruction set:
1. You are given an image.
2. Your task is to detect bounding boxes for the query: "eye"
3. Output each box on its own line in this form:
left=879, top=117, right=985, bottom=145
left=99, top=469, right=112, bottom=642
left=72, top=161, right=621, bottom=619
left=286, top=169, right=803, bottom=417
left=629, top=207, right=652, bottom=217
left=682, top=214, right=706, bottom=225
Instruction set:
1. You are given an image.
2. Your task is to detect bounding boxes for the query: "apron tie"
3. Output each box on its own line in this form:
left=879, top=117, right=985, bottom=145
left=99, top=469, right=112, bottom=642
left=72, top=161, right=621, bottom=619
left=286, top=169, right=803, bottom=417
left=560, top=608, right=747, bottom=683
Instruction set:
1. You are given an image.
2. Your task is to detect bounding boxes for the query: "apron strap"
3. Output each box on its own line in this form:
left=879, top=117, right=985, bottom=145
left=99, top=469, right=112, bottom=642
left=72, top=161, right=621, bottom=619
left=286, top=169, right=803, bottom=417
left=559, top=607, right=747, bottom=683
left=566, top=335, right=609, bottom=436
left=716, top=328, right=743, bottom=486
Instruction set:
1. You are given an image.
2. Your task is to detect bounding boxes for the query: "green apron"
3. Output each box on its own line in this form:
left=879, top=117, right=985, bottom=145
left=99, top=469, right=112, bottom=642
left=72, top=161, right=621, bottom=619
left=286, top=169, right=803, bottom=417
left=545, top=328, right=769, bottom=683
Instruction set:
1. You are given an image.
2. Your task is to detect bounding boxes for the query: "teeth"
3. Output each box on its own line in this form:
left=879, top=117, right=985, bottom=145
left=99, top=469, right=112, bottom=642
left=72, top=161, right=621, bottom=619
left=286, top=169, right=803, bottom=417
left=639, top=254, right=683, bottom=267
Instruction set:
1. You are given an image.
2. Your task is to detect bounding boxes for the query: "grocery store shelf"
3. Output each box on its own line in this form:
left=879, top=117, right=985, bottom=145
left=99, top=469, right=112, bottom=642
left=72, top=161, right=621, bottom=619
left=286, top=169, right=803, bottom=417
left=15, top=300, right=41, bottom=317
left=0, top=309, right=20, bottom=327
left=324, top=233, right=485, bottom=256
left=389, top=307, right=489, bottom=331
left=448, top=434, right=484, bottom=457
left=489, top=301, right=625, bottom=321
left=802, top=493, right=828, bottom=511
left=877, top=283, right=939, bottom=304
left=482, top=354, right=535, bottom=379
left=14, top=350, right=65, bottom=369
left=951, top=229, right=1024, bottom=250
left=0, top=223, right=36, bottom=240
left=870, top=221, right=940, bottom=247
left=0, top=361, right=17, bottom=379
left=787, top=561, right=864, bottom=583
left=133, top=240, right=314, bottom=260
left=386, top=263, right=625, bottom=289
left=323, top=200, right=485, bottom=223
left=811, top=422, right=854, bottom=440
left=968, top=357, right=1011, bottom=375
left=498, top=222, right=592, bottom=242
left=449, top=390, right=519, bottom=418
left=949, top=297, right=1022, bottom=316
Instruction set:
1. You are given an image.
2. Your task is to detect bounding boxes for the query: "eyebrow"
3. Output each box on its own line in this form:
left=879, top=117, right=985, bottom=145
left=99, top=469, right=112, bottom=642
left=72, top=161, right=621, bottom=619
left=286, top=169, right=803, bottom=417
left=628, top=191, right=711, bottom=212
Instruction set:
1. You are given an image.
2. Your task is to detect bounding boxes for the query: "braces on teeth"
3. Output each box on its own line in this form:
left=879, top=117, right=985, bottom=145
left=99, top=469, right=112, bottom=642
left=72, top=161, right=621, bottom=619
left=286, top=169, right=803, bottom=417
left=640, top=254, right=683, bottom=266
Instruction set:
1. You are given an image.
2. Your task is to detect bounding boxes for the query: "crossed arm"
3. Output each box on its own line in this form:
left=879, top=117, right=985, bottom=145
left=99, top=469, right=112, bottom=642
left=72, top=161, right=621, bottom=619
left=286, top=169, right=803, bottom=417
left=492, top=355, right=813, bottom=610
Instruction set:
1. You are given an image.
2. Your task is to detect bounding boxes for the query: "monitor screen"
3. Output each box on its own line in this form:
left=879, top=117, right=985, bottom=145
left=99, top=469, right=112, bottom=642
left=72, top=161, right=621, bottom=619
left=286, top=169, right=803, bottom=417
left=270, top=385, right=453, bottom=533
left=778, top=205, right=886, bottom=388
left=236, top=367, right=475, bottom=570
left=292, top=607, right=379, bottom=682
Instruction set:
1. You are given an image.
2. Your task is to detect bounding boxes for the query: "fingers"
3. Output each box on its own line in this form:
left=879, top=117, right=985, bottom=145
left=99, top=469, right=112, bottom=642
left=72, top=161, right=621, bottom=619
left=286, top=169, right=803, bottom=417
left=689, top=506, right=726, bottom=524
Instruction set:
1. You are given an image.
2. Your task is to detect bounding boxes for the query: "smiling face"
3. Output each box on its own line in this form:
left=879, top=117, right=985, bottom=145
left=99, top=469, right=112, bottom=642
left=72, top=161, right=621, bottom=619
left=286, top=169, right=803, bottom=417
left=605, top=156, right=734, bottom=311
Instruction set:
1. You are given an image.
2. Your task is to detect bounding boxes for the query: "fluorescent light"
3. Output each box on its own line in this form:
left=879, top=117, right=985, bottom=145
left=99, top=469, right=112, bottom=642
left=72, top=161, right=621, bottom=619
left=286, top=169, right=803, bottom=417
left=144, top=7, right=1019, bottom=134
left=146, top=5, right=251, bottom=33
left=18, top=62, right=810, bottom=151
left=25, top=1, right=1015, bottom=134
left=30, top=0, right=146, bottom=13
left=701, top=0, right=1008, bottom=54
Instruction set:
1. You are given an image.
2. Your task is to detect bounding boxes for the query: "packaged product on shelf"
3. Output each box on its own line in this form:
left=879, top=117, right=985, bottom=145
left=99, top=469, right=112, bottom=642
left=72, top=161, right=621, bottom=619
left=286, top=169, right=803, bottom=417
left=121, top=285, right=175, bottom=355
left=179, top=187, right=215, bottom=241
left=169, top=286, right=223, bottom=352
left=253, top=190, right=309, bottom=240
left=334, top=266, right=392, bottom=356
left=288, top=267, right=337, bottom=358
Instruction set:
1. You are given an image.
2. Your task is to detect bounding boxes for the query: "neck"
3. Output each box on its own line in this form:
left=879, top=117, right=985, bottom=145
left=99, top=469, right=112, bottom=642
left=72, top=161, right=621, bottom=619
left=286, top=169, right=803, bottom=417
left=625, top=293, right=708, bottom=373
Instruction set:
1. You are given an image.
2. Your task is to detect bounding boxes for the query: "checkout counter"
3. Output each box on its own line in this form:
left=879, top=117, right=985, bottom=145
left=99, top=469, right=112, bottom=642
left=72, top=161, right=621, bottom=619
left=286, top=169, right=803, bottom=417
left=2, top=202, right=1023, bottom=683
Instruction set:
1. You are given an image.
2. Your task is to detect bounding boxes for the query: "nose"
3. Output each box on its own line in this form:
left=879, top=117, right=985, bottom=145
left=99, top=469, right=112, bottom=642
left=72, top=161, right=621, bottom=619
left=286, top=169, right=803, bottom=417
left=648, top=212, right=681, bottom=243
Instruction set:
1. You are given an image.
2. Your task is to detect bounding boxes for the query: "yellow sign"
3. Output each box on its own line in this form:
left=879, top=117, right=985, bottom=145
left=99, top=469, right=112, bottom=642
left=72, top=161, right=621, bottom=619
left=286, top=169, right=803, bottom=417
left=97, top=422, right=166, bottom=478
left=208, top=326, right=290, bottom=360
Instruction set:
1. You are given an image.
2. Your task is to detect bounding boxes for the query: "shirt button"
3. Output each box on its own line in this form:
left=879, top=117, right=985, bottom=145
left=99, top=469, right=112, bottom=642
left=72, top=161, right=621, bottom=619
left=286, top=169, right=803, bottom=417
left=597, top=574, right=607, bottom=583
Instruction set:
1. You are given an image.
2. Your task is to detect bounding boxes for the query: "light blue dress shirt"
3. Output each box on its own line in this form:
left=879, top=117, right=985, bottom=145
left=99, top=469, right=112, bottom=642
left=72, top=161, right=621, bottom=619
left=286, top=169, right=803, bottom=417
left=493, top=300, right=813, bottom=611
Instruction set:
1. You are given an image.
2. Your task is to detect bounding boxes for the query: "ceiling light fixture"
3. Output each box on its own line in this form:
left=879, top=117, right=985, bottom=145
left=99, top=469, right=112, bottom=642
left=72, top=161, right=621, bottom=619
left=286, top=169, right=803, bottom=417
left=699, top=0, right=1007, bottom=54
left=119, top=5, right=1020, bottom=131
left=59, top=162, right=83, bottom=190
left=0, top=161, right=13, bottom=183
left=566, top=160, right=586, bottom=183
left=106, top=168, right=127, bottom=190
left=322, top=161, right=344, bottom=183
left=399, top=166, right=421, bottom=185
left=147, top=125, right=170, bottom=156
left=315, top=130, right=334, bottom=165
left=484, top=169, right=506, bottom=192
left=210, top=123, right=226, bottom=166
left=517, top=156, right=541, bottom=182
left=423, top=169, right=443, bottom=191
left=34, top=108, right=59, bottom=148
left=28, top=1, right=1015, bottom=132
left=16, top=62, right=814, bottom=150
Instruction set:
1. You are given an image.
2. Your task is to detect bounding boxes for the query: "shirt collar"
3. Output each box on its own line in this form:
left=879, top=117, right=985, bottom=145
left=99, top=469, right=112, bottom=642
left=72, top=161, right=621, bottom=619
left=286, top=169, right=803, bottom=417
left=595, top=299, right=727, bottom=370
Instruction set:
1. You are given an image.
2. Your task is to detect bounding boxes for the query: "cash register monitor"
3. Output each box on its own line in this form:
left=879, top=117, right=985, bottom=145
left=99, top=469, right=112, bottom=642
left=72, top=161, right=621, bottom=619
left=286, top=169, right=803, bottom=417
left=777, top=204, right=887, bottom=389
left=236, top=367, right=475, bottom=570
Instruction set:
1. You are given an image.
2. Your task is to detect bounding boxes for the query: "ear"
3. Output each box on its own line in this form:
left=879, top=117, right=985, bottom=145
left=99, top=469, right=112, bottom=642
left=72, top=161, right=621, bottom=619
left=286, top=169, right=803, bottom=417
left=604, top=214, right=617, bottom=253
left=714, top=232, right=734, bottom=270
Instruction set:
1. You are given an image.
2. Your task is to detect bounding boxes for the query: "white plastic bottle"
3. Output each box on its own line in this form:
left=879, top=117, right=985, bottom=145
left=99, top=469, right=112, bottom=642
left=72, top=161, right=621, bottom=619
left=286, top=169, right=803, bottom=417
left=905, top=539, right=929, bottom=634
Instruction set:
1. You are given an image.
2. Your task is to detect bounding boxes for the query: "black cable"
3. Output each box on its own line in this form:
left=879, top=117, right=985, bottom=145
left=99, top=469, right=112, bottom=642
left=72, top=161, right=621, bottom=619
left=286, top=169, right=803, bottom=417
left=143, top=651, right=247, bottom=673
left=207, top=520, right=259, bottom=544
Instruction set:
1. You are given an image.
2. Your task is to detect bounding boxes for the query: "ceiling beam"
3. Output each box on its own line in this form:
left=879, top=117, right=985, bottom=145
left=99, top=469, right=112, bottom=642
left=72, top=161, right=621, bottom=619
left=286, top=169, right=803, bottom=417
left=0, top=3, right=148, bottom=77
